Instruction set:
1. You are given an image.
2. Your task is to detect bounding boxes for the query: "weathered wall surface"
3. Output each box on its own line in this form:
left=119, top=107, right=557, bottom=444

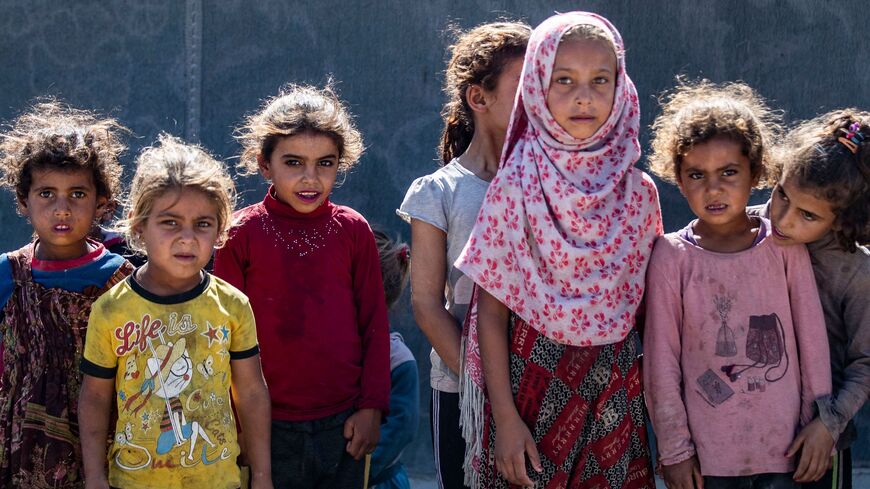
left=1, top=0, right=867, bottom=475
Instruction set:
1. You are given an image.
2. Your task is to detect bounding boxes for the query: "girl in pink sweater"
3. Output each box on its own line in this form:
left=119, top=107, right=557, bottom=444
left=643, top=81, right=831, bottom=489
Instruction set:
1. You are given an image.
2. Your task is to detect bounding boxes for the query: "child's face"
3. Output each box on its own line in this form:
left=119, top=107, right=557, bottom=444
left=769, top=175, right=836, bottom=245
left=20, top=167, right=106, bottom=260
left=134, top=188, right=219, bottom=294
left=678, top=137, right=756, bottom=230
left=258, top=133, right=339, bottom=214
left=546, top=38, right=617, bottom=140
left=483, top=57, right=524, bottom=136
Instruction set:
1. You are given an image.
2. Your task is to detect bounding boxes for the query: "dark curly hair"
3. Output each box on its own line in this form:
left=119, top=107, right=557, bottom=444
left=235, top=83, right=364, bottom=175
left=0, top=98, right=126, bottom=211
left=648, top=79, right=780, bottom=187
left=439, top=21, right=530, bottom=165
left=775, top=109, right=870, bottom=251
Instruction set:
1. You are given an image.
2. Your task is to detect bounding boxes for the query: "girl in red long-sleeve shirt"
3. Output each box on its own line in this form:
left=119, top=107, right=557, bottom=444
left=214, top=84, right=390, bottom=489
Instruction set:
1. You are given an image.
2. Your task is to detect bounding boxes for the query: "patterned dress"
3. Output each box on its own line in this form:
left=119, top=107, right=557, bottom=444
left=0, top=244, right=132, bottom=488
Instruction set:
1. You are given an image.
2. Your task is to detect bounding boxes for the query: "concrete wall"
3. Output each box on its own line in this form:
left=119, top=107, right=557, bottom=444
left=1, top=0, right=867, bottom=476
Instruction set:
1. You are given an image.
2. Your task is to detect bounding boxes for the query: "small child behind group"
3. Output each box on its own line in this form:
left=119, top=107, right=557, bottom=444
left=751, top=109, right=870, bottom=489
left=644, top=81, right=832, bottom=489
left=368, top=229, right=419, bottom=489
left=0, top=100, right=133, bottom=487
left=78, top=135, right=272, bottom=489
left=214, top=84, right=390, bottom=489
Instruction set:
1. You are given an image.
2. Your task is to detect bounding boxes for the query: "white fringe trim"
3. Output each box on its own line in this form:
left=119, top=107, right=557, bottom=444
left=458, top=334, right=485, bottom=489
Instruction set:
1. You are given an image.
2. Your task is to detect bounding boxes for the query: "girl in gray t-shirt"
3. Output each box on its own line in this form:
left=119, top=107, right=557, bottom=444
left=397, top=21, right=529, bottom=489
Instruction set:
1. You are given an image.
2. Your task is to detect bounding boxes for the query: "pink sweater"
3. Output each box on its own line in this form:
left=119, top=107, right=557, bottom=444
left=643, top=222, right=831, bottom=477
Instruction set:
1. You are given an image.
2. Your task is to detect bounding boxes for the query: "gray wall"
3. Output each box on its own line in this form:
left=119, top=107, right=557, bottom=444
left=1, top=0, right=867, bottom=477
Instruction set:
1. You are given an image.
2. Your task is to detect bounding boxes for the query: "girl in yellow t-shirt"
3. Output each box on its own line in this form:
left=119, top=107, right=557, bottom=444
left=79, top=135, right=272, bottom=489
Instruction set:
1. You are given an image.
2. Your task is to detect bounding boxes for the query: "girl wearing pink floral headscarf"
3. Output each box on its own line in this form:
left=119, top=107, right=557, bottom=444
left=455, top=12, right=661, bottom=488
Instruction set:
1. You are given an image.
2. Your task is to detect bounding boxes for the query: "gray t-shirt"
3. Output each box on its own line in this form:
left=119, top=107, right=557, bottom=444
left=397, top=159, right=490, bottom=392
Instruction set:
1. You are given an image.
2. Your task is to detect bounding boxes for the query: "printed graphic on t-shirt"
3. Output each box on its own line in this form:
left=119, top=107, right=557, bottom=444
left=113, top=313, right=233, bottom=470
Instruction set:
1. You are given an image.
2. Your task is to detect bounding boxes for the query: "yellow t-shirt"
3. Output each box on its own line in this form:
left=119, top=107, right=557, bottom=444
left=82, top=273, right=259, bottom=489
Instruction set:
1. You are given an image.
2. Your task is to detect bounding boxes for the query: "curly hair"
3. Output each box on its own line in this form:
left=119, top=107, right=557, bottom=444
left=775, top=109, right=870, bottom=251
left=122, top=133, right=236, bottom=253
left=648, top=79, right=780, bottom=187
left=235, top=83, right=364, bottom=175
left=0, top=98, right=126, bottom=210
left=373, top=228, right=410, bottom=310
left=439, top=21, right=530, bottom=165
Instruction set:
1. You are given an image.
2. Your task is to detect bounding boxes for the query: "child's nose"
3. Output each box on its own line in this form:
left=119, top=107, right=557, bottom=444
left=54, top=199, right=72, bottom=216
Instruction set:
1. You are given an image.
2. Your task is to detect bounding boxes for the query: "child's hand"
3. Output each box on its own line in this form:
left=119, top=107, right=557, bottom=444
left=786, top=417, right=834, bottom=482
left=661, top=455, right=703, bottom=489
left=343, top=408, right=382, bottom=460
left=494, top=413, right=542, bottom=487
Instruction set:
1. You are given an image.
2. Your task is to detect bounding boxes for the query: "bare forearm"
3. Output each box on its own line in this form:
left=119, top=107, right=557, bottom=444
left=412, top=299, right=462, bottom=374
left=235, top=382, right=272, bottom=480
left=79, top=378, right=113, bottom=484
left=477, top=290, right=517, bottom=424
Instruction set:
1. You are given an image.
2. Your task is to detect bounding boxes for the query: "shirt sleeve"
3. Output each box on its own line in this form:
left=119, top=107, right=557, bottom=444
left=369, top=359, right=419, bottom=482
left=229, top=295, right=259, bottom=360
left=643, top=238, right=696, bottom=467
left=81, top=296, right=121, bottom=378
left=784, top=244, right=832, bottom=425
left=213, top=218, right=249, bottom=294
left=396, top=174, right=448, bottom=232
left=0, top=253, right=12, bottom=375
left=817, top=259, right=870, bottom=441
left=352, top=221, right=391, bottom=413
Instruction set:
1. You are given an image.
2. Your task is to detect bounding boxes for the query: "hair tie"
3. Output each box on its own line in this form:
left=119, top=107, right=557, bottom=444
left=838, top=122, right=865, bottom=154
left=398, top=244, right=410, bottom=264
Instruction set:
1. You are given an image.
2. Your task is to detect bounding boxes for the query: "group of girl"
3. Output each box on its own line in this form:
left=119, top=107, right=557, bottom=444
left=403, top=10, right=868, bottom=489
left=0, top=9, right=865, bottom=489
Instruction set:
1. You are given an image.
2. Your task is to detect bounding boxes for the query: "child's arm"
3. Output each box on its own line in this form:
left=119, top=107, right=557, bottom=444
left=79, top=374, right=115, bottom=489
left=814, top=267, right=870, bottom=443
left=231, top=355, right=273, bottom=489
left=369, top=358, right=420, bottom=480
left=478, top=289, right=542, bottom=486
left=643, top=241, right=702, bottom=489
left=781, top=246, right=833, bottom=483
left=409, top=219, right=462, bottom=375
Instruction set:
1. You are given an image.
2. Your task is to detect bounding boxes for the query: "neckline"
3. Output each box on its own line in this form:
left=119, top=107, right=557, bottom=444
left=128, top=269, right=210, bottom=305
left=31, top=240, right=107, bottom=272
left=680, top=218, right=769, bottom=255
left=449, top=158, right=492, bottom=187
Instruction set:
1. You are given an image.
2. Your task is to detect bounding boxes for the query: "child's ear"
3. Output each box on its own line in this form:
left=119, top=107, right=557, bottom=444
left=465, top=84, right=488, bottom=114
left=256, top=154, right=271, bottom=179
left=95, top=195, right=109, bottom=220
left=17, top=196, right=29, bottom=217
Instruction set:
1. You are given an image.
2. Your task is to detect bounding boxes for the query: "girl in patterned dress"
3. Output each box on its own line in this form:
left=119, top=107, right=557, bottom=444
left=455, top=12, right=661, bottom=489
left=0, top=99, right=133, bottom=488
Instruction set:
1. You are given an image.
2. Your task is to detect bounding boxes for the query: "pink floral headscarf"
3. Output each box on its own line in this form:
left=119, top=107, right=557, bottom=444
left=456, top=11, right=662, bottom=347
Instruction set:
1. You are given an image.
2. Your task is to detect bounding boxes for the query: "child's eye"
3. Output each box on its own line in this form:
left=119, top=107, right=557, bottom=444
left=197, top=220, right=213, bottom=228
left=722, top=169, right=737, bottom=177
left=800, top=210, right=816, bottom=221
left=776, top=187, right=789, bottom=202
left=71, top=191, right=86, bottom=199
left=318, top=159, right=335, bottom=167
left=593, top=76, right=610, bottom=85
left=688, top=172, right=703, bottom=180
left=284, top=159, right=301, bottom=166
left=160, top=220, right=177, bottom=227
left=553, top=76, right=573, bottom=85
left=38, top=190, right=53, bottom=198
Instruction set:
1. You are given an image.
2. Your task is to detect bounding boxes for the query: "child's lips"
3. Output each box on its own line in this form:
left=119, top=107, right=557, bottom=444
left=296, top=191, right=321, bottom=203
left=772, top=225, right=790, bottom=240
left=570, top=115, right=596, bottom=123
left=53, top=223, right=71, bottom=232
left=174, top=253, right=197, bottom=262
left=705, top=203, right=727, bottom=213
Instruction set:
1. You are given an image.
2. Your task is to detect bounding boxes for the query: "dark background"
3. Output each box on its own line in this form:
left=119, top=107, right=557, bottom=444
left=1, top=0, right=867, bottom=477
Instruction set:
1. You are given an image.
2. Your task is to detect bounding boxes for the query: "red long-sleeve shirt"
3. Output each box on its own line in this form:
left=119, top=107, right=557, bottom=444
left=214, top=189, right=390, bottom=421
